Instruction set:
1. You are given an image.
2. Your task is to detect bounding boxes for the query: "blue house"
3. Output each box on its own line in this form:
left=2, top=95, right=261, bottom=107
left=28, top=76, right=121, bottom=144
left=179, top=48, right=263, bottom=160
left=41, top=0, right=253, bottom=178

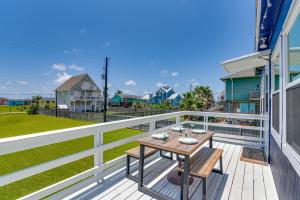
left=7, top=99, right=32, bottom=106
left=143, top=85, right=182, bottom=106
left=221, top=0, right=300, bottom=199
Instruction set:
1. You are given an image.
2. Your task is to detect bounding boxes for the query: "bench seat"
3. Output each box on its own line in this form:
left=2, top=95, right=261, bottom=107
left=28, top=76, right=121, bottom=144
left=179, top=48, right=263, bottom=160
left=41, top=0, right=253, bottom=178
left=125, top=146, right=158, bottom=159
left=177, top=147, right=223, bottom=200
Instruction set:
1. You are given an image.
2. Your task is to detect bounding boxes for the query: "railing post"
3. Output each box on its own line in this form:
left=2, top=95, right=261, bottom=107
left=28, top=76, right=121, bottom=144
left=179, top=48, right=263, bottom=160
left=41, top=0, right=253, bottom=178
left=176, top=116, right=180, bottom=125
left=204, top=115, right=208, bottom=131
left=149, top=120, right=155, bottom=134
left=94, top=130, right=104, bottom=183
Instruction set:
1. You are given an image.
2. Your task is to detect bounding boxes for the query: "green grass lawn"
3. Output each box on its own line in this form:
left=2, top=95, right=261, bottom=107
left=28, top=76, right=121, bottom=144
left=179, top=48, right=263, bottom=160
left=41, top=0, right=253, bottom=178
left=0, top=114, right=141, bottom=199
left=0, top=105, right=29, bottom=113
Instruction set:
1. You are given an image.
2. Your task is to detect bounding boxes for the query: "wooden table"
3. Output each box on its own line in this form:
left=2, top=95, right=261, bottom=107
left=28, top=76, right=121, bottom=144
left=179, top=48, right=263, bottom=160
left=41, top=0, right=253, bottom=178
left=137, top=130, right=214, bottom=200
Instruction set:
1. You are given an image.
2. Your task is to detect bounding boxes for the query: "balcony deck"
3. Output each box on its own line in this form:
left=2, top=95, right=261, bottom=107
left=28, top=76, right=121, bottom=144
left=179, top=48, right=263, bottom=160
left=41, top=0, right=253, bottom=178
left=64, top=141, right=278, bottom=200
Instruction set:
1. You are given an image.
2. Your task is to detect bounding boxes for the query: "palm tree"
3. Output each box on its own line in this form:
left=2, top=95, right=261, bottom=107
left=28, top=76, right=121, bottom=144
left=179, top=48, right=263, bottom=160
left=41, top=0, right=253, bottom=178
left=194, top=86, right=214, bottom=110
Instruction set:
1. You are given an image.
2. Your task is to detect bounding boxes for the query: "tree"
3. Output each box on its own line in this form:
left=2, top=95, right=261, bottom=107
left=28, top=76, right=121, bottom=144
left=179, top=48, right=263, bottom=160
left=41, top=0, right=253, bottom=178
left=27, top=96, right=43, bottom=115
left=116, top=90, right=123, bottom=95
left=194, top=86, right=214, bottom=111
left=180, top=86, right=214, bottom=111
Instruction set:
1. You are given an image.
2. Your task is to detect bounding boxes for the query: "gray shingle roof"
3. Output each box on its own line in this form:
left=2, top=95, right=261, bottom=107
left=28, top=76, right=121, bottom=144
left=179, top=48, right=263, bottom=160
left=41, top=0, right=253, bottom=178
left=118, top=94, right=141, bottom=99
left=220, top=69, right=257, bottom=80
left=56, top=74, right=87, bottom=92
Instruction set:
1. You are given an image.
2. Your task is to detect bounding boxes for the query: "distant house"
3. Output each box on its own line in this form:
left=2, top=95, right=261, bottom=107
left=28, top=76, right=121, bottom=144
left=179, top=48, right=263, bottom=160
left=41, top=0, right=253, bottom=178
left=167, top=93, right=182, bottom=107
left=221, top=69, right=260, bottom=114
left=110, top=94, right=142, bottom=107
left=7, top=99, right=32, bottom=106
left=39, top=97, right=56, bottom=109
left=0, top=98, right=8, bottom=105
left=56, top=74, right=103, bottom=112
left=142, top=85, right=182, bottom=107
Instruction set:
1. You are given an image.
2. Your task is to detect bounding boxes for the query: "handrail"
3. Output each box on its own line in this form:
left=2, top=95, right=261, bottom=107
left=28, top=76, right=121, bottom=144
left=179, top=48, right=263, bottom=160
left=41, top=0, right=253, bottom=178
left=0, top=111, right=268, bottom=199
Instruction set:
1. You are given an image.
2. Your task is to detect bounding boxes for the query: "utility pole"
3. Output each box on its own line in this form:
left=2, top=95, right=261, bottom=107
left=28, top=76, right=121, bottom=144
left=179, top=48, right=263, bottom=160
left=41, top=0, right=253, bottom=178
left=103, top=57, right=109, bottom=122
left=55, top=90, right=58, bottom=117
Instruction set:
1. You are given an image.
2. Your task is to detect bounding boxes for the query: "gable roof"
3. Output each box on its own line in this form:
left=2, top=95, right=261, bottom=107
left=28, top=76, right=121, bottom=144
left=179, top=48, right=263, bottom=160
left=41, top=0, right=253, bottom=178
left=160, top=85, right=172, bottom=93
left=168, top=93, right=181, bottom=100
left=220, top=69, right=258, bottom=80
left=56, top=74, right=99, bottom=92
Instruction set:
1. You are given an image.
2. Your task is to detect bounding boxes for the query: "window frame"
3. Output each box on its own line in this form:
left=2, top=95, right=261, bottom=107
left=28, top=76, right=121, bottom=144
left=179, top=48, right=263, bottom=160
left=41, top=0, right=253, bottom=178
left=270, top=38, right=282, bottom=146
left=281, top=0, right=300, bottom=176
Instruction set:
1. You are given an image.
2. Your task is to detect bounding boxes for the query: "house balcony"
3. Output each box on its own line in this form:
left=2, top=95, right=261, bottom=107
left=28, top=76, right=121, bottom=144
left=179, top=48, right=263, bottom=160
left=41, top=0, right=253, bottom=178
left=70, top=95, right=102, bottom=101
left=249, top=91, right=260, bottom=100
left=0, top=111, right=278, bottom=200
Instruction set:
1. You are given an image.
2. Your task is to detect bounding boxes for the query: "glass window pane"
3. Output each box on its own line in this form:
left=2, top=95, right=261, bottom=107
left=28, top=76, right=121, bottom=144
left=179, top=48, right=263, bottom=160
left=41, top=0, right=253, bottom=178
left=273, top=55, right=280, bottom=91
left=286, top=84, right=300, bottom=155
left=288, top=13, right=300, bottom=83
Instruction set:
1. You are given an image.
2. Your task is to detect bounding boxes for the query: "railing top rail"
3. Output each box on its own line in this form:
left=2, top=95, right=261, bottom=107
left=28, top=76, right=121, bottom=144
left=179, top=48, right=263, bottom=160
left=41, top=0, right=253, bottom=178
left=0, top=111, right=267, bottom=155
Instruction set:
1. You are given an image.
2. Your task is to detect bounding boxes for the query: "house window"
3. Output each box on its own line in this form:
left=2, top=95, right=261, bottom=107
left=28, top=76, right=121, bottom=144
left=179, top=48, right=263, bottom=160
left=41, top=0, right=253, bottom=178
left=286, top=11, right=300, bottom=156
left=288, top=13, right=300, bottom=83
left=273, top=53, right=280, bottom=91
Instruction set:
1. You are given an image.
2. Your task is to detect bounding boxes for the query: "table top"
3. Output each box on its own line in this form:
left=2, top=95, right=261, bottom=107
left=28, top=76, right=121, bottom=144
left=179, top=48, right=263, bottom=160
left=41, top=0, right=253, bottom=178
left=138, top=130, right=214, bottom=156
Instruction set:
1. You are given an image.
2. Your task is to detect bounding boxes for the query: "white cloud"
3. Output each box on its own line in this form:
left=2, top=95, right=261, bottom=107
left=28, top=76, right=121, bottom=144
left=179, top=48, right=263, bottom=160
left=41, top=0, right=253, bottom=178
left=55, top=72, right=72, bottom=84
left=174, top=83, right=179, bottom=88
left=125, top=80, right=137, bottom=86
left=17, top=80, right=28, bottom=85
left=69, top=64, right=84, bottom=71
left=107, top=82, right=112, bottom=88
left=43, top=72, right=51, bottom=76
left=5, top=81, right=11, bottom=85
left=171, top=72, right=179, bottom=77
left=104, top=41, right=110, bottom=46
left=160, top=70, right=168, bottom=76
left=0, top=86, right=6, bottom=89
left=187, top=78, right=199, bottom=87
left=156, top=82, right=165, bottom=88
left=143, top=91, right=150, bottom=95
left=63, top=48, right=82, bottom=55
left=52, top=63, right=66, bottom=71
left=80, top=29, right=86, bottom=35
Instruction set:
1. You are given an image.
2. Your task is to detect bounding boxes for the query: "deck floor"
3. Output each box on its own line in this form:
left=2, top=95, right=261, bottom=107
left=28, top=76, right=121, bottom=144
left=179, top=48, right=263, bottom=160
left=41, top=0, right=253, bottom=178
left=64, top=142, right=278, bottom=200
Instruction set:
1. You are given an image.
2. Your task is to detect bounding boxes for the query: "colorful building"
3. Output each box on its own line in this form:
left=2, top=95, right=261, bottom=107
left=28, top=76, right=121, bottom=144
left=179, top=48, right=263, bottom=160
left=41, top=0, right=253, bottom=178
left=221, top=69, right=260, bottom=114
left=39, top=98, right=56, bottom=109
left=142, top=85, right=182, bottom=107
left=0, top=98, right=8, bottom=105
left=7, top=99, right=32, bottom=106
left=110, top=94, right=142, bottom=107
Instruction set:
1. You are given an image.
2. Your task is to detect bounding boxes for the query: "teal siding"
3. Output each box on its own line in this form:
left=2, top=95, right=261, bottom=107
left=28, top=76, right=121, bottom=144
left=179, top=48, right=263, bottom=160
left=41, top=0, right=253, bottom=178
left=225, top=77, right=260, bottom=101
left=111, top=95, right=122, bottom=103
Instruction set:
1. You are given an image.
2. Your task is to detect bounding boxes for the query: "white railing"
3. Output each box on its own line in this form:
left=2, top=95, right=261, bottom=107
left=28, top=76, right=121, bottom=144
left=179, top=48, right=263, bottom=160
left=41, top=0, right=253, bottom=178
left=0, top=111, right=268, bottom=200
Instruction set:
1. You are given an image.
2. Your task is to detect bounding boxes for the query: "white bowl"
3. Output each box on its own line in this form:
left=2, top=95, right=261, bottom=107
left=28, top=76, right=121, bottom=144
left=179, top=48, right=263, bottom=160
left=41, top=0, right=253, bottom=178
left=152, top=133, right=169, bottom=140
left=171, top=126, right=186, bottom=132
left=178, top=137, right=198, bottom=144
left=191, top=129, right=206, bottom=134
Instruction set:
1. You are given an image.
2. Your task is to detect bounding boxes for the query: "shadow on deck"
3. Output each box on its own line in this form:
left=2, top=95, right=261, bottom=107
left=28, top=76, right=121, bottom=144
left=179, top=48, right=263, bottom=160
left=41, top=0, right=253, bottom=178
left=65, top=142, right=278, bottom=200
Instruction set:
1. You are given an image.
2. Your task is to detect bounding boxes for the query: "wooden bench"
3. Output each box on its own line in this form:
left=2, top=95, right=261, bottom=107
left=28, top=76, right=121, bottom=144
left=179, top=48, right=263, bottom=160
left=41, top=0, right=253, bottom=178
left=177, top=147, right=223, bottom=200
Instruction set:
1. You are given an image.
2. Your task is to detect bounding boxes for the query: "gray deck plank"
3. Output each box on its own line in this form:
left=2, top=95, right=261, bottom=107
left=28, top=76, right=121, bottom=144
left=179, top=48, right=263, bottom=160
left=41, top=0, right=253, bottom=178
left=242, top=162, right=254, bottom=200
left=62, top=142, right=278, bottom=200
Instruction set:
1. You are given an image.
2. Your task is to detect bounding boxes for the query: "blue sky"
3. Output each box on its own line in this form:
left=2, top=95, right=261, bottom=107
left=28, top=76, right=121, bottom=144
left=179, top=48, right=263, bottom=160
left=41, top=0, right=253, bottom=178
left=0, top=0, right=255, bottom=98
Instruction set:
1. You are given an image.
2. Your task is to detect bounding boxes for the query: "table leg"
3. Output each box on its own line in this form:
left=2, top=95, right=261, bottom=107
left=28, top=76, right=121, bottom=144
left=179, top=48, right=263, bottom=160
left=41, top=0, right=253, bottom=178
left=138, top=144, right=145, bottom=189
left=180, top=155, right=190, bottom=200
left=209, top=137, right=213, bottom=148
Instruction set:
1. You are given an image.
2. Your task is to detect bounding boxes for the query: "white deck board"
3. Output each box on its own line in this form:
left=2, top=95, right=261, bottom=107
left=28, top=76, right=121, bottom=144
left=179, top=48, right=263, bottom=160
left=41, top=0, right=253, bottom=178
left=63, top=142, right=278, bottom=200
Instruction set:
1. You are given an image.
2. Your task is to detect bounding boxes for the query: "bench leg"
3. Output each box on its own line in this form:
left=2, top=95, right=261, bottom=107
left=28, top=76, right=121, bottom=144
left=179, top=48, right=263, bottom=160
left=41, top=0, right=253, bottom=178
left=203, top=178, right=207, bottom=200
left=126, top=155, right=130, bottom=175
left=220, top=156, right=223, bottom=174
left=160, top=150, right=173, bottom=160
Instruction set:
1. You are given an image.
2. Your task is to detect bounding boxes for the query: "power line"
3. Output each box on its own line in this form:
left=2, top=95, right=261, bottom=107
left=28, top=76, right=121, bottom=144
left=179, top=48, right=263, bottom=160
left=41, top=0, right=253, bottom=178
left=0, top=35, right=100, bottom=60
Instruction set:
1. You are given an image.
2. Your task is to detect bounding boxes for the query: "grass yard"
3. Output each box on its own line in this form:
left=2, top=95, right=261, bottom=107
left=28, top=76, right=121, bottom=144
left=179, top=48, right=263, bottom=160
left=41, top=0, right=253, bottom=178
left=0, top=105, right=29, bottom=113
left=0, top=114, right=142, bottom=199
